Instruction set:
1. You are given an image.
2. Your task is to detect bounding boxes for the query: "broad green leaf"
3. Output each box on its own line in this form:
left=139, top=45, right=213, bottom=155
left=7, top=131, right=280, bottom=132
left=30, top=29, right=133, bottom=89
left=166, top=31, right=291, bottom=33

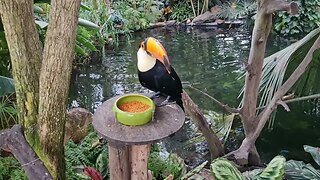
left=285, top=160, right=320, bottom=179
left=259, top=155, right=285, bottom=180
left=0, top=76, right=15, bottom=96
left=76, top=35, right=97, bottom=51
left=210, top=158, right=245, bottom=180
left=78, top=18, right=99, bottom=30
left=303, top=145, right=320, bottom=167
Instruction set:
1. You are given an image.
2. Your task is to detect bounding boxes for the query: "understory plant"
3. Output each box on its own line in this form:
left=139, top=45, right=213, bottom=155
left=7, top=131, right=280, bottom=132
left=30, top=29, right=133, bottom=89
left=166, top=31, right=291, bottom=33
left=0, top=94, right=17, bottom=130
left=0, top=157, right=27, bottom=180
left=114, top=0, right=162, bottom=31
left=217, top=0, right=256, bottom=20
left=170, top=0, right=194, bottom=22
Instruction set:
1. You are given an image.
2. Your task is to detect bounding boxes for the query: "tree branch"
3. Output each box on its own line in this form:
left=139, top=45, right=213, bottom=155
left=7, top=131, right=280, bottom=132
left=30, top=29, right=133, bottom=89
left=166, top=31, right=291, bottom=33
left=187, top=85, right=240, bottom=114
left=257, top=93, right=320, bottom=110
left=0, top=125, right=52, bottom=179
left=266, top=0, right=299, bottom=14
left=182, top=91, right=224, bottom=159
left=253, top=35, right=320, bottom=141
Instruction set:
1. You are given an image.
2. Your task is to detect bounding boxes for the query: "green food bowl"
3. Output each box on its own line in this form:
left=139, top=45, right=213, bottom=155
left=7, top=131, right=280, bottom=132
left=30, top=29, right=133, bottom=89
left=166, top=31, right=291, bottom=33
left=112, top=94, right=155, bottom=126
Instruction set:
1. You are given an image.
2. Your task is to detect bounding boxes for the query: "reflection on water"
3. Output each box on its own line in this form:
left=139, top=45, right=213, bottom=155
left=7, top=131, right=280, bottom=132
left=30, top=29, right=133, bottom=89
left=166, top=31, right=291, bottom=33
left=69, top=26, right=320, bottom=166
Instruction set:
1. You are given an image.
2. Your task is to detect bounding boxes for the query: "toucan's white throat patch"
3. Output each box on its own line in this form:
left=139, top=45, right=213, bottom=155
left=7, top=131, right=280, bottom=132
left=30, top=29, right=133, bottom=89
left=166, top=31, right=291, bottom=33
left=137, top=48, right=156, bottom=72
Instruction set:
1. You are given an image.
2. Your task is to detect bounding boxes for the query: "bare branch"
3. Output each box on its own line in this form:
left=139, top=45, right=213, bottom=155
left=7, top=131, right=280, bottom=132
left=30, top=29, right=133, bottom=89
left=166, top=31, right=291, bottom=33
left=253, top=35, right=320, bottom=141
left=266, top=0, right=299, bottom=14
left=277, top=100, right=290, bottom=111
left=257, top=93, right=320, bottom=110
left=285, top=93, right=320, bottom=103
left=182, top=91, right=224, bottom=159
left=187, top=85, right=240, bottom=114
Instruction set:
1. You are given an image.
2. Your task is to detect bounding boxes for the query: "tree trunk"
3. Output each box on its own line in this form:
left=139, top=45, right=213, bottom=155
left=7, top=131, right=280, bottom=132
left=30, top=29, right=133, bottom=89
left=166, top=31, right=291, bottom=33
left=240, top=4, right=273, bottom=138
left=1, top=0, right=83, bottom=178
left=0, top=0, right=42, bottom=147
left=38, top=0, right=80, bottom=179
left=227, top=0, right=298, bottom=166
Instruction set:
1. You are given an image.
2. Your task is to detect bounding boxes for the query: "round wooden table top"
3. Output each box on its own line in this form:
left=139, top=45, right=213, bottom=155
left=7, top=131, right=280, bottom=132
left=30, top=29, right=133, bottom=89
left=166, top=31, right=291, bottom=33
left=92, top=94, right=185, bottom=145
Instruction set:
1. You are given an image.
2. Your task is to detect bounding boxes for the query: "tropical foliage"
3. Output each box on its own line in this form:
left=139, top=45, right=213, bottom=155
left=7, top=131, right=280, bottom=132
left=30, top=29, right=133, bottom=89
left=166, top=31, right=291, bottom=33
left=0, top=157, right=27, bottom=180
left=217, top=0, right=256, bottom=20
left=274, top=0, right=320, bottom=35
left=170, top=0, right=194, bottom=22
left=211, top=156, right=286, bottom=180
left=0, top=94, right=17, bottom=129
left=114, top=0, right=162, bottom=31
left=0, top=76, right=16, bottom=130
left=255, top=28, right=320, bottom=127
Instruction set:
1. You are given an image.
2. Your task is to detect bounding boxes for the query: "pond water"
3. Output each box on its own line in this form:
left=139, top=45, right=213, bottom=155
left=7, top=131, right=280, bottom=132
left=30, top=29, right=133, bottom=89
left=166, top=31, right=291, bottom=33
left=69, top=26, right=320, bottom=167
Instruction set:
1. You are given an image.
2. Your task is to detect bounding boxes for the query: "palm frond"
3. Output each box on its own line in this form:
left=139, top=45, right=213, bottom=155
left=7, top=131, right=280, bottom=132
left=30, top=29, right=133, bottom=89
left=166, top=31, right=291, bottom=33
left=239, top=28, right=320, bottom=127
left=259, top=28, right=320, bottom=107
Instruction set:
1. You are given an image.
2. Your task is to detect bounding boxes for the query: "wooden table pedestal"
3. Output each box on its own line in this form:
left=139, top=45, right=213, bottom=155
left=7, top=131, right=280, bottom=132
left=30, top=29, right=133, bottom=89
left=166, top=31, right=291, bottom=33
left=92, top=95, right=185, bottom=180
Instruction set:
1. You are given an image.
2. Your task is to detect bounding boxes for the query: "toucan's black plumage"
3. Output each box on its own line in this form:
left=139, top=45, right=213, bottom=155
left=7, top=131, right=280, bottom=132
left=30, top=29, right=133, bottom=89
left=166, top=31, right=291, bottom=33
left=137, top=37, right=184, bottom=110
left=138, top=61, right=183, bottom=108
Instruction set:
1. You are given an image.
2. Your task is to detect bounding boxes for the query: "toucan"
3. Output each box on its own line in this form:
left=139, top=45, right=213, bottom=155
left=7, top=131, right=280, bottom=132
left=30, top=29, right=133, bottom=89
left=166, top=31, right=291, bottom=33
left=137, top=37, right=184, bottom=110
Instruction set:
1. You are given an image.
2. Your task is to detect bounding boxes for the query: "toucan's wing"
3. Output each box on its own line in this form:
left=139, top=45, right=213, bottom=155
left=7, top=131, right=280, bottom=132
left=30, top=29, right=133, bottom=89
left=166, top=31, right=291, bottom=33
left=169, top=66, right=183, bottom=93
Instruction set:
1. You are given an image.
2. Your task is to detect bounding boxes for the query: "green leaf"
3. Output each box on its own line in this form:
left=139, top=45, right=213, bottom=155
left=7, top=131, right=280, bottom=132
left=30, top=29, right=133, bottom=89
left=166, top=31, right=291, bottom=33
left=95, top=148, right=108, bottom=178
left=76, top=35, right=97, bottom=51
left=78, top=18, right=99, bottom=30
left=259, top=155, right=285, bottom=180
left=285, top=160, right=320, bottom=179
left=304, top=145, right=320, bottom=167
left=210, top=158, right=245, bottom=180
left=80, top=3, right=91, bottom=11
left=75, top=44, right=87, bottom=56
left=0, top=76, right=15, bottom=96
left=0, top=49, right=9, bottom=55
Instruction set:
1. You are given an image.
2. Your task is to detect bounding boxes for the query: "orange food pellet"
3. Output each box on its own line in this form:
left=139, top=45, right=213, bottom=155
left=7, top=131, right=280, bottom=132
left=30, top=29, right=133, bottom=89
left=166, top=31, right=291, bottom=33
left=119, top=101, right=150, bottom=113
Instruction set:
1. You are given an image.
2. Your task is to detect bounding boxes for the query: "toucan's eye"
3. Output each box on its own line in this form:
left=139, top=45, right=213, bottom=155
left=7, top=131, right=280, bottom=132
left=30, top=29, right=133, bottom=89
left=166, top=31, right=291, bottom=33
left=141, top=43, right=144, bottom=49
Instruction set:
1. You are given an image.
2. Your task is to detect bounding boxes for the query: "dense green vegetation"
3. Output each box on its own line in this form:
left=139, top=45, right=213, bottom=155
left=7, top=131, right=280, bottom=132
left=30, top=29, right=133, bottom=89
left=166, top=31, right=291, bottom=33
left=274, top=0, right=320, bottom=35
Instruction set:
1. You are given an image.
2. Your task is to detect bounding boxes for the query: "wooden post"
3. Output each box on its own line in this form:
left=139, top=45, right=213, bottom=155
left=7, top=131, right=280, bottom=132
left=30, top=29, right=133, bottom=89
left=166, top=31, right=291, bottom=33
left=92, top=95, right=185, bottom=180
left=130, top=144, right=151, bottom=180
left=108, top=144, right=130, bottom=180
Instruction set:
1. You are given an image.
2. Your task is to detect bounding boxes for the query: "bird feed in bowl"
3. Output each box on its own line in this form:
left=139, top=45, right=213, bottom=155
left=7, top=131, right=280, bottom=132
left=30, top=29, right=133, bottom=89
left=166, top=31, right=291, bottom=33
left=112, top=94, right=155, bottom=126
left=118, top=101, right=150, bottom=113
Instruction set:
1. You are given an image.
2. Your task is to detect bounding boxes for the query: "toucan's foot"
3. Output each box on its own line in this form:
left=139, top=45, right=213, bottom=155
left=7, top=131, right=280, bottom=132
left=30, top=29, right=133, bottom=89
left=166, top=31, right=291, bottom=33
left=149, top=92, right=161, bottom=99
left=159, top=96, right=171, bottom=106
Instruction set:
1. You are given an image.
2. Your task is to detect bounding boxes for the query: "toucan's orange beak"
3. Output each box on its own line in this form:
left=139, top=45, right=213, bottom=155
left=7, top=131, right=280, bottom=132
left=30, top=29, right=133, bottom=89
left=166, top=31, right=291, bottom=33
left=144, top=37, right=171, bottom=73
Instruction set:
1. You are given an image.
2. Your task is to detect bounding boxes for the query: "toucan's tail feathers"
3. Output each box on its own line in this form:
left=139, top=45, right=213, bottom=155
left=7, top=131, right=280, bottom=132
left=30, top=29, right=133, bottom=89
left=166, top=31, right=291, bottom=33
left=176, top=99, right=184, bottom=111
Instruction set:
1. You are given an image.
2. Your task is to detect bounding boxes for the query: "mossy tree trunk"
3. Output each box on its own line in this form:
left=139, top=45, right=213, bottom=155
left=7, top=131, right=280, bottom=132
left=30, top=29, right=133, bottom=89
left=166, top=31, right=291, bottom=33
left=0, top=0, right=42, bottom=148
left=0, top=0, right=81, bottom=179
